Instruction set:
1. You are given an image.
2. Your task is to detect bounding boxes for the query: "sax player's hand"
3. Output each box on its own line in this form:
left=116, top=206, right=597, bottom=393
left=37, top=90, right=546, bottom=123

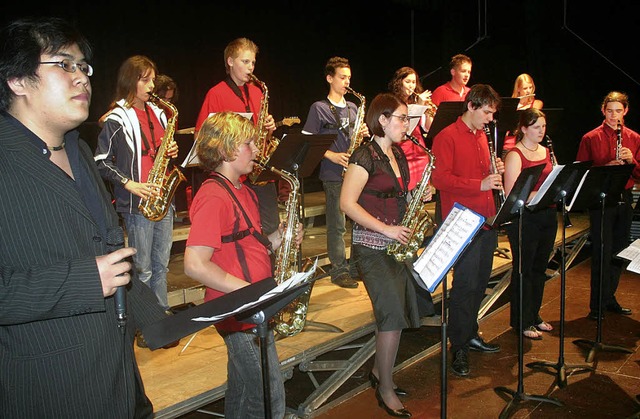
left=166, top=140, right=179, bottom=159
left=265, top=114, right=276, bottom=132
left=383, top=225, right=412, bottom=245
left=326, top=150, right=350, bottom=168
left=294, top=222, right=304, bottom=247
left=126, top=180, right=158, bottom=199
left=359, top=123, right=370, bottom=138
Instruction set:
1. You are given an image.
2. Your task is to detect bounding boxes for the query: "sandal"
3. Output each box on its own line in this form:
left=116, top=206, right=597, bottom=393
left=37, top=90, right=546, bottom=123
left=535, top=321, right=553, bottom=332
left=523, top=326, right=542, bottom=340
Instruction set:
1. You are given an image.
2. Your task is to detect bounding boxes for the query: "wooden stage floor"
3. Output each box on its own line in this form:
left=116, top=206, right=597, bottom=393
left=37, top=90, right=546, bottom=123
left=134, top=212, right=634, bottom=418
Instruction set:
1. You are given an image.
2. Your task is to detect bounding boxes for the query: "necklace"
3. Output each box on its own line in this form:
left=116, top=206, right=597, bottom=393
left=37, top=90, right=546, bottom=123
left=47, top=140, right=65, bottom=151
left=215, top=171, right=242, bottom=189
left=521, top=141, right=539, bottom=152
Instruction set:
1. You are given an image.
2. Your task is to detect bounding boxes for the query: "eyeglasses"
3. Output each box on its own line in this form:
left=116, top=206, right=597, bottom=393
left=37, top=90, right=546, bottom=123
left=39, top=59, right=94, bottom=77
left=391, top=114, right=412, bottom=124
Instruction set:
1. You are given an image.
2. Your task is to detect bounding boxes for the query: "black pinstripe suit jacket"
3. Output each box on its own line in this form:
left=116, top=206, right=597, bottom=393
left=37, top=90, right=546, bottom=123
left=0, top=114, right=166, bottom=418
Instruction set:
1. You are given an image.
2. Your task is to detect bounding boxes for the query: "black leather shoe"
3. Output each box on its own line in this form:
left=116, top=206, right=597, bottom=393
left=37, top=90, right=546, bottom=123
left=375, top=389, right=412, bottom=418
left=606, top=304, right=632, bottom=315
left=468, top=336, right=500, bottom=353
left=368, top=372, right=408, bottom=396
left=587, top=311, right=604, bottom=320
left=451, top=349, right=470, bottom=376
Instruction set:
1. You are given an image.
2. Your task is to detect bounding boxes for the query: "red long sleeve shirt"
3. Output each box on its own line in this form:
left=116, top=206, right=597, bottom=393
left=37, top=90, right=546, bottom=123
left=432, top=117, right=497, bottom=219
left=576, top=122, right=640, bottom=190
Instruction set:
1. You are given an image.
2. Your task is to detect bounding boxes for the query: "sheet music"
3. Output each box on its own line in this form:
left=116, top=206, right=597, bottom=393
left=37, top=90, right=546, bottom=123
left=527, top=164, right=564, bottom=207
left=617, top=239, right=640, bottom=273
left=191, top=259, right=317, bottom=322
left=180, top=112, right=253, bottom=167
left=407, top=104, right=428, bottom=134
left=565, top=170, right=590, bottom=212
left=413, top=203, right=485, bottom=292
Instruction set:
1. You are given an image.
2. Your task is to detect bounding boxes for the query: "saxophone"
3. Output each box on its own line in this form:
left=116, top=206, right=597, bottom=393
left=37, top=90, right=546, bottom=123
left=256, top=162, right=312, bottom=337
left=387, top=135, right=436, bottom=262
left=248, top=74, right=280, bottom=184
left=345, top=86, right=366, bottom=158
left=138, top=93, right=186, bottom=221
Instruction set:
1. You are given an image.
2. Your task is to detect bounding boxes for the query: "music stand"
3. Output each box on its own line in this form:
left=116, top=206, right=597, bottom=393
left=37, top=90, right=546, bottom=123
left=525, top=161, right=593, bottom=387
left=254, top=133, right=343, bottom=336
left=571, top=164, right=635, bottom=363
left=425, top=101, right=465, bottom=141
left=492, top=164, right=564, bottom=418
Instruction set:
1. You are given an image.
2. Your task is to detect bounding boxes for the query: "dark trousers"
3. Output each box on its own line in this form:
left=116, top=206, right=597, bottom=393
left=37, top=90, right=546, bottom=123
left=505, top=207, right=557, bottom=330
left=449, top=228, right=497, bottom=353
left=588, top=190, right=633, bottom=311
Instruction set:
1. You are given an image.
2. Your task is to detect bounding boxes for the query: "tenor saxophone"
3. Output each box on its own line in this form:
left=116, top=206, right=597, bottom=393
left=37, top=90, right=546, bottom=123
left=257, top=162, right=312, bottom=337
left=138, top=92, right=186, bottom=221
left=248, top=74, right=280, bottom=184
left=387, top=135, right=436, bottom=262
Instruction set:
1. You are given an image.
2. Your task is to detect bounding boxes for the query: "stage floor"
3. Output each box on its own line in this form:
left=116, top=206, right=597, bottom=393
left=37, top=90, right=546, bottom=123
left=138, top=213, right=604, bottom=418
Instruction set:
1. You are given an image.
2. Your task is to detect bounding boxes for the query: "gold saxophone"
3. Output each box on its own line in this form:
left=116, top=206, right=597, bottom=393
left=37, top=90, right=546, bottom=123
left=138, top=93, right=186, bottom=221
left=387, top=135, right=436, bottom=262
left=256, top=162, right=313, bottom=337
left=248, top=74, right=280, bottom=184
left=345, top=86, right=366, bottom=157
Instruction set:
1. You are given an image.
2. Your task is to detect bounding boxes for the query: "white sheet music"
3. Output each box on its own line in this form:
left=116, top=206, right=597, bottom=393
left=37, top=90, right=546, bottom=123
left=180, top=112, right=253, bottom=168
left=617, top=239, right=640, bottom=274
left=407, top=104, right=428, bottom=134
left=527, top=165, right=564, bottom=207
left=191, top=259, right=317, bottom=322
left=413, top=203, right=485, bottom=292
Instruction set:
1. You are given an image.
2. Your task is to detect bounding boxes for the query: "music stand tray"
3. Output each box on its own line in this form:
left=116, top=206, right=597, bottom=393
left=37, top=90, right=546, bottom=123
left=426, top=101, right=465, bottom=141
left=254, top=133, right=335, bottom=182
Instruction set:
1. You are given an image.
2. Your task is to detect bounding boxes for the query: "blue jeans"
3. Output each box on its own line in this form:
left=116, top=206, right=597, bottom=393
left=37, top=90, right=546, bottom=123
left=322, top=181, right=348, bottom=280
left=122, top=207, right=173, bottom=310
left=222, top=330, right=285, bottom=419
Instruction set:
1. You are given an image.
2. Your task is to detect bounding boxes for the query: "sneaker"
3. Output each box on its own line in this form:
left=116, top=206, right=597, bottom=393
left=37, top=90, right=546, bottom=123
left=332, top=274, right=359, bottom=289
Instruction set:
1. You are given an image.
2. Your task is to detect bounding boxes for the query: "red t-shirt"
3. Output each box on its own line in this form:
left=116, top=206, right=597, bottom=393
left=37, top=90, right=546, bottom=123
left=187, top=178, right=273, bottom=332
left=431, top=82, right=470, bottom=106
left=133, top=106, right=164, bottom=182
left=431, top=117, right=497, bottom=220
left=195, top=80, right=264, bottom=132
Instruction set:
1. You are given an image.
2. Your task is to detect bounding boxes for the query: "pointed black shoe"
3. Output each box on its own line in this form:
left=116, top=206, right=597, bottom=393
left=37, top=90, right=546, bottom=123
left=468, top=336, right=500, bottom=353
left=451, top=349, right=470, bottom=376
left=606, top=304, right=632, bottom=315
left=375, top=389, right=412, bottom=418
left=368, top=371, right=408, bottom=396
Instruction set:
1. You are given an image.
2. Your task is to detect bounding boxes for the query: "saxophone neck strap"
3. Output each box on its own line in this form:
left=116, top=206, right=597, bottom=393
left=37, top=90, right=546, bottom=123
left=324, top=99, right=350, bottom=137
left=225, top=76, right=252, bottom=113
left=139, top=104, right=157, bottom=158
left=206, top=173, right=273, bottom=251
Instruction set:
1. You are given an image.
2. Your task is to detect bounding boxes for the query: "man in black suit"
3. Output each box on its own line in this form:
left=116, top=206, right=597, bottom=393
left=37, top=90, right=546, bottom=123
left=0, top=17, right=168, bottom=417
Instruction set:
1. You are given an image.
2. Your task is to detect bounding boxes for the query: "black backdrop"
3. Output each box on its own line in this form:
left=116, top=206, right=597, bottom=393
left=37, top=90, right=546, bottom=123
left=3, top=0, right=639, bottom=165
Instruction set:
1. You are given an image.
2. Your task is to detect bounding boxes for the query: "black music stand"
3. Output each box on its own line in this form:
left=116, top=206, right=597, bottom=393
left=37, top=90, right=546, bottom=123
left=254, top=133, right=343, bottom=336
left=525, top=161, right=593, bottom=387
left=571, top=164, right=635, bottom=363
left=492, top=164, right=564, bottom=418
left=425, top=101, right=465, bottom=142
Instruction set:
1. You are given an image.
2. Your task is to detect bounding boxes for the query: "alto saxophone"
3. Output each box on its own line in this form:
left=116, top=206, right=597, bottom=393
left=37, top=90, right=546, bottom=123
left=256, top=162, right=312, bottom=337
left=248, top=74, right=280, bottom=184
left=138, top=93, right=186, bottom=221
left=345, top=86, right=366, bottom=158
left=387, top=135, right=436, bottom=262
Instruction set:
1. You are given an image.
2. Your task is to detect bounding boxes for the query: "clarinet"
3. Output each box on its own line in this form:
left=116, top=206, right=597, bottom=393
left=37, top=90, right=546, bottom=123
left=546, top=134, right=573, bottom=228
left=484, top=124, right=506, bottom=211
left=616, top=120, right=622, bottom=161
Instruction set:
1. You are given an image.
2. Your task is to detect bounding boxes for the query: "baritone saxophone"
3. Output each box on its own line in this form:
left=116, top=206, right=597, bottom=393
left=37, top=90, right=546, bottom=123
left=386, top=135, right=436, bottom=262
left=138, top=92, right=186, bottom=221
left=255, top=161, right=313, bottom=337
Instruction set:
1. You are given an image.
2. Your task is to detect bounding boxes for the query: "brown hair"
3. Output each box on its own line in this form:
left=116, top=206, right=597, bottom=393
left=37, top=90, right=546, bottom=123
left=114, top=55, right=157, bottom=108
left=515, top=108, right=546, bottom=141
left=365, top=93, right=405, bottom=138
left=601, top=91, right=629, bottom=110
left=387, top=66, right=424, bottom=103
left=325, top=56, right=350, bottom=77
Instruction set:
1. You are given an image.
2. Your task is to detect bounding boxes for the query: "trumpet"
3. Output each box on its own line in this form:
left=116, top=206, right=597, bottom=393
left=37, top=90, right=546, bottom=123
left=484, top=124, right=505, bottom=211
left=616, top=120, right=622, bottom=161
